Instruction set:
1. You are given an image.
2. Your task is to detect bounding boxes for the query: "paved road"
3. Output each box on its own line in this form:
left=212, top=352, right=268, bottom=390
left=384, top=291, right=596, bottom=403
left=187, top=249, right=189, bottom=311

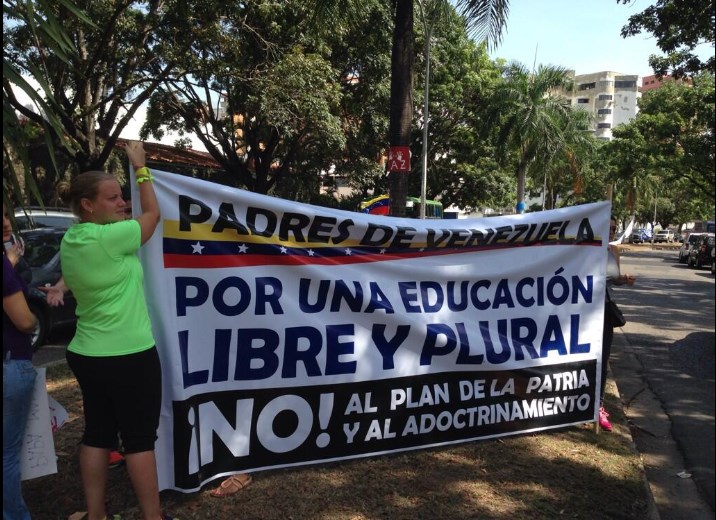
left=610, top=246, right=715, bottom=520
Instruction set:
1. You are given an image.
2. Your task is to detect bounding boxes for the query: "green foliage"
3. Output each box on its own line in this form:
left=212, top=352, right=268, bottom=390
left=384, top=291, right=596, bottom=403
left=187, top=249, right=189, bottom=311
left=328, top=1, right=393, bottom=197
left=5, top=0, right=178, bottom=180
left=601, top=72, right=715, bottom=224
left=483, top=62, right=582, bottom=210
left=21, top=0, right=701, bottom=222
left=386, top=0, right=510, bottom=216
left=453, top=0, right=510, bottom=48
left=3, top=0, right=97, bottom=207
left=530, top=107, right=599, bottom=210
left=250, top=48, right=344, bottom=150
left=410, top=5, right=512, bottom=211
left=618, top=0, right=715, bottom=78
left=142, top=0, right=392, bottom=196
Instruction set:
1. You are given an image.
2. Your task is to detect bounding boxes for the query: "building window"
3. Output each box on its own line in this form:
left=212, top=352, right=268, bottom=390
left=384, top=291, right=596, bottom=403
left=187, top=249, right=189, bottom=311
left=578, top=82, right=596, bottom=91
left=597, top=108, right=612, bottom=115
left=577, top=98, right=589, bottom=103
left=597, top=123, right=612, bottom=129
left=615, top=80, right=637, bottom=88
left=599, top=80, right=613, bottom=87
left=598, top=94, right=613, bottom=101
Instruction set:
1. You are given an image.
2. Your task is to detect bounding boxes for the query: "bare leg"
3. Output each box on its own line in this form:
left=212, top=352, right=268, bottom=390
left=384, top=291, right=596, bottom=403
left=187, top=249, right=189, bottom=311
left=79, top=445, right=109, bottom=520
left=125, top=450, right=161, bottom=520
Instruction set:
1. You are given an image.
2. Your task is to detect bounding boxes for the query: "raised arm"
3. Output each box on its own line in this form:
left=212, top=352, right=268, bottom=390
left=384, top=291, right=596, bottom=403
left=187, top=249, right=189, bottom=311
left=125, top=141, right=160, bottom=245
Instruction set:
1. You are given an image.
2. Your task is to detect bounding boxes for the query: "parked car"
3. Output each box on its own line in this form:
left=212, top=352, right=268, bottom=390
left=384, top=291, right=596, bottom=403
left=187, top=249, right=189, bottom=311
left=17, top=227, right=77, bottom=349
left=14, top=206, right=77, bottom=230
left=688, top=234, right=715, bottom=268
left=654, top=229, right=675, bottom=243
left=629, top=228, right=652, bottom=244
left=678, top=232, right=706, bottom=263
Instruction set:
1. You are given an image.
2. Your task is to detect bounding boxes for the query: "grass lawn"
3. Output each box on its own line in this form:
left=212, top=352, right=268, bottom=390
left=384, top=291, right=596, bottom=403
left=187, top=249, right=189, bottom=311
left=23, top=362, right=652, bottom=520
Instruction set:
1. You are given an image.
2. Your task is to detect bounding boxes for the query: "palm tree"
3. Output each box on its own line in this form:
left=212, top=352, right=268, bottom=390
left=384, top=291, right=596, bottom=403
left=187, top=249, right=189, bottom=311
left=388, top=0, right=509, bottom=216
left=312, top=0, right=510, bottom=216
left=485, top=62, right=575, bottom=213
left=535, top=108, right=597, bottom=209
left=3, top=0, right=91, bottom=207
left=386, top=0, right=415, bottom=217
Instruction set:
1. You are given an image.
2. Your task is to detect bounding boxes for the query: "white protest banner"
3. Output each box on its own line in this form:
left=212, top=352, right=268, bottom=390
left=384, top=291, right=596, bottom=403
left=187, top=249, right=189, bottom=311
left=20, top=367, right=58, bottom=480
left=136, top=169, right=610, bottom=492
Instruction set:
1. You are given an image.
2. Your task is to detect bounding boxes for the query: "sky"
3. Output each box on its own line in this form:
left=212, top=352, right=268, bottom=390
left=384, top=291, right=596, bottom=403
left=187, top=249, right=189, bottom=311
left=488, top=0, right=682, bottom=77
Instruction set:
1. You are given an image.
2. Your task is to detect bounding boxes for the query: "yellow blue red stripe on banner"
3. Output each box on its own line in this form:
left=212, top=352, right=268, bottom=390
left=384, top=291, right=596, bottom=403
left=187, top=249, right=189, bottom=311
left=161, top=220, right=602, bottom=268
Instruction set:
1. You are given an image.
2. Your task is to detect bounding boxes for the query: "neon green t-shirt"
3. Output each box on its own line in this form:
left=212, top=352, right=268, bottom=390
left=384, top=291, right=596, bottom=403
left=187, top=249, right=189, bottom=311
left=61, top=220, right=155, bottom=356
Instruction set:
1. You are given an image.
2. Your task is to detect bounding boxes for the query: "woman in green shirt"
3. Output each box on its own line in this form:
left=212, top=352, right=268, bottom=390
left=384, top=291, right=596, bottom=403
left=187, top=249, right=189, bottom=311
left=54, top=141, right=174, bottom=520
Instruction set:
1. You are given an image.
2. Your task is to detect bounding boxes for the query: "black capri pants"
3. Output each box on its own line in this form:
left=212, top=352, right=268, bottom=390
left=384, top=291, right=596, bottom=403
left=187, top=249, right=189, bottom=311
left=67, top=346, right=162, bottom=454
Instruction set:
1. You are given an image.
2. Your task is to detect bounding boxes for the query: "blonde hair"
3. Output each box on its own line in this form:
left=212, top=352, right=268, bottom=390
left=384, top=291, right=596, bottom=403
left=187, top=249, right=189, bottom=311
left=57, top=171, right=117, bottom=217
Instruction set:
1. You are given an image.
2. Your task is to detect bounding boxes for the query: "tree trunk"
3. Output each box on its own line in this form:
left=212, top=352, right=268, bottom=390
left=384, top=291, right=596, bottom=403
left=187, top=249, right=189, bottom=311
left=388, top=0, right=413, bottom=217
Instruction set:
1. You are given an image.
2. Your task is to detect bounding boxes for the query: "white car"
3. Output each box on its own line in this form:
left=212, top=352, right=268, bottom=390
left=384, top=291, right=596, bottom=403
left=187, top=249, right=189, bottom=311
left=14, top=207, right=77, bottom=230
left=654, top=229, right=675, bottom=243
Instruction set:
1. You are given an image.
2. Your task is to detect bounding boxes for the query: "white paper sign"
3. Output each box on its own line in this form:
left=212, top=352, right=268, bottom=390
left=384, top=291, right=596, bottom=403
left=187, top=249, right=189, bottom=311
left=20, top=367, right=58, bottom=480
left=48, top=395, right=68, bottom=433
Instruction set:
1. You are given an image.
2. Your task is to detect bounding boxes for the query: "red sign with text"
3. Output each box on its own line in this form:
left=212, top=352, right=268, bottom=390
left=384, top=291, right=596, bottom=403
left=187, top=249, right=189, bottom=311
left=388, top=146, right=410, bottom=172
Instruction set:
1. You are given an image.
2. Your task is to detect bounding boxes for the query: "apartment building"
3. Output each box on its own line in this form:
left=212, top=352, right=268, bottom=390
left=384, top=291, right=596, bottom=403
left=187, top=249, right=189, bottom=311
left=565, top=71, right=642, bottom=140
left=640, top=73, right=691, bottom=93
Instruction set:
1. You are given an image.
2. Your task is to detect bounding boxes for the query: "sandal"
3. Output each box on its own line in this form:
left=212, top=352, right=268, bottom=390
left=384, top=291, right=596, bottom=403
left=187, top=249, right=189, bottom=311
left=209, top=474, right=253, bottom=498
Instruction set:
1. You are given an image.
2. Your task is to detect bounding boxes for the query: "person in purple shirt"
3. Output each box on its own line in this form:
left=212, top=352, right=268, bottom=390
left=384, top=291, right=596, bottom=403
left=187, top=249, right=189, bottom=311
left=3, top=203, right=39, bottom=520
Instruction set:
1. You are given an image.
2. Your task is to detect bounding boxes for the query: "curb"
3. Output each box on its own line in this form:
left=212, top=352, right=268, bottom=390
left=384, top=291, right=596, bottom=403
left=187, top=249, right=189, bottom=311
left=618, top=244, right=681, bottom=253
left=607, top=351, right=661, bottom=520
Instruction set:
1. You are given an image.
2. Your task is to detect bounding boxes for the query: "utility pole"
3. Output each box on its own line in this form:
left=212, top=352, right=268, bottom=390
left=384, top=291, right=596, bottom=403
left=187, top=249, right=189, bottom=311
left=419, top=21, right=431, bottom=220
left=652, top=193, right=657, bottom=244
